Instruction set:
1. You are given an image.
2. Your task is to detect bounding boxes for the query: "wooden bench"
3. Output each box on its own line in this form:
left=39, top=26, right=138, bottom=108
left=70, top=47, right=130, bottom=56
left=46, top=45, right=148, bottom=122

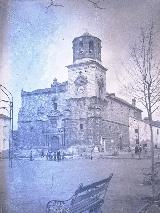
left=46, top=173, right=113, bottom=213
left=138, top=194, right=160, bottom=213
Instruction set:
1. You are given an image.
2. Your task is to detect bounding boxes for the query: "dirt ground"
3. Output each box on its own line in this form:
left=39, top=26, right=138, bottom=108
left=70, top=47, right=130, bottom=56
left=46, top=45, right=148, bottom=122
left=0, top=158, right=159, bottom=213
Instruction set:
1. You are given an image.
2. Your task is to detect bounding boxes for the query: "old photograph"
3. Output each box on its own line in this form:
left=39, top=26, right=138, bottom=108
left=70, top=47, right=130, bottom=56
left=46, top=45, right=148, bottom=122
left=0, top=0, right=160, bottom=212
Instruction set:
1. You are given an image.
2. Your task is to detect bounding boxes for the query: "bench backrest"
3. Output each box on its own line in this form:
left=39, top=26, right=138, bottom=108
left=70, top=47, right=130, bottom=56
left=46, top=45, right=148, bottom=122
left=70, top=173, right=113, bottom=208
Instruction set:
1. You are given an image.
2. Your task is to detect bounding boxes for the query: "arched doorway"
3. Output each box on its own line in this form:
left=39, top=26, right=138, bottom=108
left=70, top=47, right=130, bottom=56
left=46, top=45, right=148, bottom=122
left=49, top=135, right=60, bottom=151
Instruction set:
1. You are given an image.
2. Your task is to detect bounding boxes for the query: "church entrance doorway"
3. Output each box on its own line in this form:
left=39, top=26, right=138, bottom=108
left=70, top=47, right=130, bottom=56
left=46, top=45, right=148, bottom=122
left=49, top=135, right=60, bottom=151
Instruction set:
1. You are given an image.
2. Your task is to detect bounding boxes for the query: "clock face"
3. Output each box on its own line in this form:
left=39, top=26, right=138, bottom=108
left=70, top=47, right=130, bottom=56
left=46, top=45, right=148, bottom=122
left=75, top=85, right=85, bottom=95
left=74, top=72, right=87, bottom=96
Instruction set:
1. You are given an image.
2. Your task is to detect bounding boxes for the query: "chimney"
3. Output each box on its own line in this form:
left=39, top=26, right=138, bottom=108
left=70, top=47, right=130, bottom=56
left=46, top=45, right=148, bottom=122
left=132, top=98, right=136, bottom=107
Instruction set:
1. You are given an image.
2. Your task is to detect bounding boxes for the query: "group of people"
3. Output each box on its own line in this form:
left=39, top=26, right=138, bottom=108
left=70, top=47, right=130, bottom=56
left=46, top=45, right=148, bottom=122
left=29, top=150, right=65, bottom=161
left=128, top=144, right=148, bottom=159
left=41, top=150, right=64, bottom=161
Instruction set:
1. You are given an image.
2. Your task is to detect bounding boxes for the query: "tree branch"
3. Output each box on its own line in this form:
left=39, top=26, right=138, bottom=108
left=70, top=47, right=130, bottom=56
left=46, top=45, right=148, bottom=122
left=46, top=0, right=64, bottom=9
left=87, top=0, right=106, bottom=9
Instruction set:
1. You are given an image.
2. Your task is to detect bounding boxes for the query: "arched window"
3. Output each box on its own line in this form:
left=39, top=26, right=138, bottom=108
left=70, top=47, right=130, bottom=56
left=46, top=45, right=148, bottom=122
left=53, top=102, right=57, bottom=110
left=89, top=40, right=94, bottom=53
left=79, top=41, right=83, bottom=53
left=80, top=124, right=83, bottom=130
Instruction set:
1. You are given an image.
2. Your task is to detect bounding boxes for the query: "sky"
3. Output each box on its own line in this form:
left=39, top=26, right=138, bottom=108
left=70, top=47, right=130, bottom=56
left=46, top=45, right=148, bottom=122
left=0, top=0, right=160, bottom=129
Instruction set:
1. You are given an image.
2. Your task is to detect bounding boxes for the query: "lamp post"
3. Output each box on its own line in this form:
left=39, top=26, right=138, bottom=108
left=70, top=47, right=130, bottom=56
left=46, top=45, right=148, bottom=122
left=0, top=84, right=13, bottom=168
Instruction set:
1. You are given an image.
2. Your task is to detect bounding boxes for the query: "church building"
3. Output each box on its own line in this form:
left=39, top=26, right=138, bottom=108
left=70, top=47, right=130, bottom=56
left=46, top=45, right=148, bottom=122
left=18, top=33, right=142, bottom=151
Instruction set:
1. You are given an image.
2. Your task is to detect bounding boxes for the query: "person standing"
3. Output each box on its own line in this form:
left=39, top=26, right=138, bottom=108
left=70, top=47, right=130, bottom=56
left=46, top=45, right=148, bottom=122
left=30, top=151, right=33, bottom=161
left=135, top=145, right=139, bottom=155
left=46, top=152, right=49, bottom=160
left=41, top=149, right=45, bottom=158
left=62, top=152, right=65, bottom=160
left=57, top=150, right=59, bottom=161
left=57, top=150, right=61, bottom=161
left=54, top=152, right=57, bottom=161
left=138, top=145, right=142, bottom=159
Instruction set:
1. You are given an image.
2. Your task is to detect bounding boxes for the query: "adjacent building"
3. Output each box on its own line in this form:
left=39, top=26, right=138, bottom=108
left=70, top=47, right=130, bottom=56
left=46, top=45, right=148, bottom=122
left=0, top=114, right=10, bottom=155
left=129, top=117, right=160, bottom=148
left=18, top=33, right=143, bottom=151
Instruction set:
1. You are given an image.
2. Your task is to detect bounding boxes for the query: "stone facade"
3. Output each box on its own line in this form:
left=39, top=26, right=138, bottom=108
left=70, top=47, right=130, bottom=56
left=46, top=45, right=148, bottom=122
left=18, top=33, right=142, bottom=151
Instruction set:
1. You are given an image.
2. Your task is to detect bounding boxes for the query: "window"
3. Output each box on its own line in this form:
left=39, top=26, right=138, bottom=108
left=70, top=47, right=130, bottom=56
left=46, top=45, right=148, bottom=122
left=50, top=119, right=57, bottom=128
left=135, top=129, right=139, bottom=133
left=134, top=111, right=137, bottom=118
left=53, top=102, right=57, bottom=110
left=45, top=135, right=49, bottom=146
left=79, top=41, right=83, bottom=53
left=80, top=124, right=83, bottom=130
left=89, top=40, right=94, bottom=53
left=30, top=126, right=34, bottom=131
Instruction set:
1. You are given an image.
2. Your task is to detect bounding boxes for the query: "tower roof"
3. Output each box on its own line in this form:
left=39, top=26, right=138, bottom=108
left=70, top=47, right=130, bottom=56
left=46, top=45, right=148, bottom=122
left=82, top=32, right=93, bottom=36
left=73, top=32, right=101, bottom=42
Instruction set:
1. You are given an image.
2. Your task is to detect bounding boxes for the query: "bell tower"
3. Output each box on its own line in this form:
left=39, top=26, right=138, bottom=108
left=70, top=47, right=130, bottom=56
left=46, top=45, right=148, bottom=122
left=72, top=32, right=101, bottom=63
left=67, top=33, right=107, bottom=99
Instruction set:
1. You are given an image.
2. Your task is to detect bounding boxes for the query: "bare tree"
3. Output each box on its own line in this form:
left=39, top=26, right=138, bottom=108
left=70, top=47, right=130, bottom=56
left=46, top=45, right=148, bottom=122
left=128, top=23, right=160, bottom=199
left=87, top=0, right=105, bottom=9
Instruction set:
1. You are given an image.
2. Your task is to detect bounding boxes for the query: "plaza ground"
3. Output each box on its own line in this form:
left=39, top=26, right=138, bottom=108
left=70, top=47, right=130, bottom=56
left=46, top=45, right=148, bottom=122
left=0, top=157, right=159, bottom=213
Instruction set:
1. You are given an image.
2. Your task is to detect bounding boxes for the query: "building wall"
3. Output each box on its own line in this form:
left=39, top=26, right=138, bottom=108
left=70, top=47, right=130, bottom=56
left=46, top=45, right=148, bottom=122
left=0, top=116, right=10, bottom=153
left=67, top=62, right=106, bottom=99
left=99, top=97, right=141, bottom=148
left=18, top=85, right=142, bottom=150
left=64, top=96, right=140, bottom=148
left=18, top=87, right=67, bottom=149
left=17, top=33, right=143, bottom=150
left=68, top=64, right=97, bottom=98
left=129, top=117, right=160, bottom=147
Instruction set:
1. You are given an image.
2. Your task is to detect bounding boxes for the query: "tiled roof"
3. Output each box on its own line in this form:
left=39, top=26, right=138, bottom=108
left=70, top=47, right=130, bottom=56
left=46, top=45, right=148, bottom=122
left=106, top=93, right=142, bottom=112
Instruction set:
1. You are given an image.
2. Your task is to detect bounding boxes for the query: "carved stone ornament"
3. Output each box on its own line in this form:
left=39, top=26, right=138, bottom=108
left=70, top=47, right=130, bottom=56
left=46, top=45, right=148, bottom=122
left=52, top=96, right=58, bottom=102
left=48, top=109, right=62, bottom=118
left=77, top=86, right=85, bottom=94
left=74, top=72, right=88, bottom=87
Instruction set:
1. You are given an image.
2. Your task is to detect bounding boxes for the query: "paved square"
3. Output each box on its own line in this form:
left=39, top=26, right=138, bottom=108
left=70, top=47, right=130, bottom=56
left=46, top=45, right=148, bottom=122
left=0, top=158, right=158, bottom=213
